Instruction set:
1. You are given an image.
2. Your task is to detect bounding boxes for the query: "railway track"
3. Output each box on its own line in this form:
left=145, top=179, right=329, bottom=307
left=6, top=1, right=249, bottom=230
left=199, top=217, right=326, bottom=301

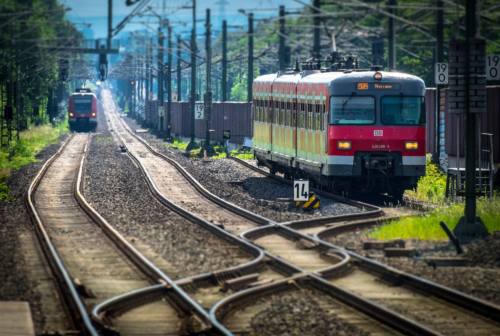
left=102, top=88, right=500, bottom=335
left=26, top=132, right=235, bottom=335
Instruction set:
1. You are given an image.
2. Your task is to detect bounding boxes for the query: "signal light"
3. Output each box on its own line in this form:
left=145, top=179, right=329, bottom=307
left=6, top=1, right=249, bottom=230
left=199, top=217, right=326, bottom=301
left=337, top=140, right=352, bottom=150
left=91, top=112, right=96, bottom=117
left=405, top=141, right=418, bottom=150
left=69, top=112, right=74, bottom=118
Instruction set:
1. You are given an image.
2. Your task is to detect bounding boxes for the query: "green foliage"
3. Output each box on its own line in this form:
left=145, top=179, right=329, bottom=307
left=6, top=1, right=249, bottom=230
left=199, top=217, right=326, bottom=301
left=0, top=121, right=68, bottom=200
left=405, top=156, right=447, bottom=204
left=230, top=73, right=247, bottom=101
left=0, top=0, right=82, bottom=128
left=369, top=197, right=500, bottom=241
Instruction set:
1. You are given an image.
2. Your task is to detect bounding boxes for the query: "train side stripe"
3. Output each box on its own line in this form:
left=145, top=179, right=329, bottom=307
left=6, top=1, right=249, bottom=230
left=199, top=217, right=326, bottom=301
left=327, top=156, right=354, bottom=165
left=402, top=156, right=426, bottom=165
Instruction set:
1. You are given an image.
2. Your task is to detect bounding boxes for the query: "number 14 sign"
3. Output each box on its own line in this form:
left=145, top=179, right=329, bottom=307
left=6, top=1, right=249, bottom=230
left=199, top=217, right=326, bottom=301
left=294, top=180, right=309, bottom=201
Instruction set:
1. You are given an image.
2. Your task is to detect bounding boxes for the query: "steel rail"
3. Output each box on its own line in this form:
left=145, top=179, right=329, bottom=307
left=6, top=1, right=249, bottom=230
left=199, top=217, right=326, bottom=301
left=107, top=112, right=267, bottom=279
left=115, top=113, right=500, bottom=332
left=25, top=134, right=99, bottom=336
left=211, top=274, right=441, bottom=336
left=107, top=110, right=453, bottom=336
left=242, top=223, right=500, bottom=326
left=228, top=155, right=498, bottom=323
left=76, top=133, right=234, bottom=336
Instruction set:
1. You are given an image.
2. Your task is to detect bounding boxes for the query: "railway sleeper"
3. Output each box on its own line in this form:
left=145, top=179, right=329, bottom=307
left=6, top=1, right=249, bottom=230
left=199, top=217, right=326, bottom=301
left=221, top=273, right=260, bottom=292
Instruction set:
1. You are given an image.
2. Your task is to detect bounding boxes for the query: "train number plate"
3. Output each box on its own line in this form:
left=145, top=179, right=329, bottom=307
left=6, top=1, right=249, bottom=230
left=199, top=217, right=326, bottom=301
left=373, top=130, right=383, bottom=137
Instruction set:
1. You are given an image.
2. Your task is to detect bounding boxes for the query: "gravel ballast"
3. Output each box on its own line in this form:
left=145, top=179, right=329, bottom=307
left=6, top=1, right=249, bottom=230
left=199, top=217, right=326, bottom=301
left=123, top=117, right=363, bottom=222
left=247, top=289, right=371, bottom=336
left=83, top=122, right=251, bottom=279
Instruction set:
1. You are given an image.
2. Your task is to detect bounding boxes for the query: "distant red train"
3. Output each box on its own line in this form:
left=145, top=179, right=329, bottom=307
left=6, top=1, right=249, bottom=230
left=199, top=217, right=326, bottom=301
left=68, top=88, right=98, bottom=131
left=252, top=67, right=426, bottom=199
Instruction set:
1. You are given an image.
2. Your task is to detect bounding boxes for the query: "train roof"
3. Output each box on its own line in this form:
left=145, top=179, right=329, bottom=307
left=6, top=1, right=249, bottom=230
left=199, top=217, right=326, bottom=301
left=70, top=91, right=96, bottom=97
left=254, top=70, right=424, bottom=86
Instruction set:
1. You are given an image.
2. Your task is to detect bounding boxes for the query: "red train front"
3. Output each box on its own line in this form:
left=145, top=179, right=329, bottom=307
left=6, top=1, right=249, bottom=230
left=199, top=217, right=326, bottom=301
left=68, top=88, right=98, bottom=131
left=252, top=68, right=426, bottom=199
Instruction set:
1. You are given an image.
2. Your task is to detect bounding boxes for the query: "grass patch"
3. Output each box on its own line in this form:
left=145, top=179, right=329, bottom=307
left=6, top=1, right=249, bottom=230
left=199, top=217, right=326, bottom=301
left=404, top=155, right=446, bottom=204
left=0, top=121, right=68, bottom=200
left=166, top=138, right=254, bottom=160
left=230, top=148, right=254, bottom=160
left=369, top=197, right=500, bottom=241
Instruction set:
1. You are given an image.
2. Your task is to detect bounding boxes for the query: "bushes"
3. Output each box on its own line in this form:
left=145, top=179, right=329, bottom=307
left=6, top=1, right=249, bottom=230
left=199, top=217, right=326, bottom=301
left=404, top=155, right=446, bottom=204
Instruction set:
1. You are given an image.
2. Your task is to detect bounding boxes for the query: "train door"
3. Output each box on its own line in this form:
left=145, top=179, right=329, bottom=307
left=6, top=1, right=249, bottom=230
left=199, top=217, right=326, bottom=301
left=269, top=82, right=275, bottom=155
left=293, top=83, right=298, bottom=159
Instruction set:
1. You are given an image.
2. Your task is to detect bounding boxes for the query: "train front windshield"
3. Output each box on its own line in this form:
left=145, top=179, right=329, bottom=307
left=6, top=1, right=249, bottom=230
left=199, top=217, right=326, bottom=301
left=381, top=96, right=425, bottom=125
left=330, top=96, right=375, bottom=125
left=73, top=95, right=93, bottom=113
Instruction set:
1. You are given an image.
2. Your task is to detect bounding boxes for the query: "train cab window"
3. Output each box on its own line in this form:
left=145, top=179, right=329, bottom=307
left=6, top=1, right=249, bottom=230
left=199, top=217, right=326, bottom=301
left=381, top=96, right=425, bottom=125
left=73, top=95, right=93, bottom=113
left=330, top=96, right=375, bottom=125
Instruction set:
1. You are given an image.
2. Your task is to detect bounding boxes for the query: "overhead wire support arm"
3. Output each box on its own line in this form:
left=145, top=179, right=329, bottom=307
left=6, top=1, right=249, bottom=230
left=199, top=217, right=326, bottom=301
left=113, top=0, right=152, bottom=38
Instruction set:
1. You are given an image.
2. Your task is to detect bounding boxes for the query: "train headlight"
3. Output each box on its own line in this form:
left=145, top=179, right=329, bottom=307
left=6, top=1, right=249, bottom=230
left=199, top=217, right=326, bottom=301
left=405, top=141, right=418, bottom=150
left=337, top=140, right=352, bottom=150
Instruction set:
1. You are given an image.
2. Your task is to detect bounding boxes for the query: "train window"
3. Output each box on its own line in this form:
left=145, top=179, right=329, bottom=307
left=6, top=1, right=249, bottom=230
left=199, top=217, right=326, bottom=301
left=330, top=96, right=375, bottom=125
left=381, top=96, right=425, bottom=125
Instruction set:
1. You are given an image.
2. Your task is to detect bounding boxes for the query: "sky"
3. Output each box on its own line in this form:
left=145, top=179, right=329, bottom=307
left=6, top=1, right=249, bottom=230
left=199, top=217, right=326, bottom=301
left=62, top=0, right=304, bottom=40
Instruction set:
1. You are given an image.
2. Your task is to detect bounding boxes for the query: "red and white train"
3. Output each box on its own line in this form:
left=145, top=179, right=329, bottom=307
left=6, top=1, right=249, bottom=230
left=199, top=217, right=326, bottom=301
left=252, top=67, right=426, bottom=198
left=68, top=88, right=98, bottom=131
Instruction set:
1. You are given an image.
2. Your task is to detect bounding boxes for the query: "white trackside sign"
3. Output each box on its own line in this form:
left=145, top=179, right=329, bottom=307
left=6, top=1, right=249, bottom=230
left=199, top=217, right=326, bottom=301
left=435, top=62, right=448, bottom=85
left=195, top=103, right=204, bottom=120
left=293, top=180, right=309, bottom=201
left=486, top=55, right=500, bottom=81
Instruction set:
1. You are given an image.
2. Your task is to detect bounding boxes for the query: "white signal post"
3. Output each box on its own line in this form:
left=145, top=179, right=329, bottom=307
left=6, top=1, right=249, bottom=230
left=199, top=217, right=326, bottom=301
left=293, top=180, right=309, bottom=201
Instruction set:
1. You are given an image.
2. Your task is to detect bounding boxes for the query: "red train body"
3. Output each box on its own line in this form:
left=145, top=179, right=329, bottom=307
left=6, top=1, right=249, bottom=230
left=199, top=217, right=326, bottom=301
left=252, top=69, right=426, bottom=198
left=68, top=88, right=98, bottom=131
